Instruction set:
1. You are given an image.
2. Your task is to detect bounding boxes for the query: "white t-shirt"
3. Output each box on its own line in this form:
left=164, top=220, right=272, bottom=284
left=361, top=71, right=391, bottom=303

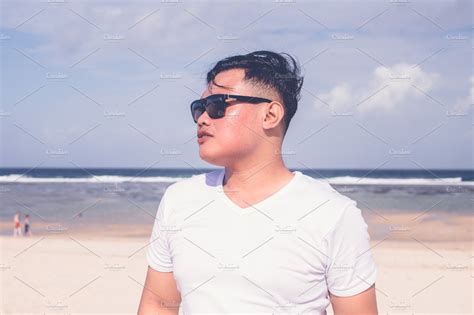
left=147, top=169, right=377, bottom=314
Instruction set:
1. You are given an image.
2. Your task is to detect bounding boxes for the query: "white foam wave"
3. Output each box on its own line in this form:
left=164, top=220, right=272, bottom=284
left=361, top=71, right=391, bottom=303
left=0, top=174, right=471, bottom=186
left=324, top=176, right=470, bottom=186
left=0, top=174, right=188, bottom=183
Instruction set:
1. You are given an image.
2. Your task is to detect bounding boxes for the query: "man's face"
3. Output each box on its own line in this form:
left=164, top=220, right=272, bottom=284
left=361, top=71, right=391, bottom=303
left=197, top=69, right=270, bottom=167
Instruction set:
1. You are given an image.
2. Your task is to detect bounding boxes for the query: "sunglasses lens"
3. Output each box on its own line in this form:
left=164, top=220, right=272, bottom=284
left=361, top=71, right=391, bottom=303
left=206, top=97, right=226, bottom=119
left=190, top=96, right=227, bottom=123
left=191, top=100, right=205, bottom=123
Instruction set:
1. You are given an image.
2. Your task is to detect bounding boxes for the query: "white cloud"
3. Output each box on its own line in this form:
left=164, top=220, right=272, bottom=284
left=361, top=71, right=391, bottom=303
left=317, top=63, right=439, bottom=114
left=451, top=75, right=474, bottom=114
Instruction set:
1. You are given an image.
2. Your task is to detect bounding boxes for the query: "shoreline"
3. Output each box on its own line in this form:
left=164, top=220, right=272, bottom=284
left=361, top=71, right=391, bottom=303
left=2, top=210, right=472, bottom=242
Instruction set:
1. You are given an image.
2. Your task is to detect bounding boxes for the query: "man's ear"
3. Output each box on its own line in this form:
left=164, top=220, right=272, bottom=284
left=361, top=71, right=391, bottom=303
left=262, top=101, right=285, bottom=130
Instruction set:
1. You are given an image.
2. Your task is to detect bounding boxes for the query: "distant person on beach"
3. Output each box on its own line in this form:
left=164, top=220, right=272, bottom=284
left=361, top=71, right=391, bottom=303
left=13, top=211, right=22, bottom=237
left=139, top=51, right=378, bottom=314
left=24, top=214, right=32, bottom=236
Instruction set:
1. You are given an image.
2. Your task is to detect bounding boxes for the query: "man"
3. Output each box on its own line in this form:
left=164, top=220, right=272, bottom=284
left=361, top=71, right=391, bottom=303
left=24, top=214, right=32, bottom=236
left=138, top=51, right=378, bottom=314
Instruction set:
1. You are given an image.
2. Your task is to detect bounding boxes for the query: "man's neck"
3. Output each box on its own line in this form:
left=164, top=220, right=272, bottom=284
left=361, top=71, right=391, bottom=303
left=220, top=157, right=294, bottom=208
left=222, top=157, right=292, bottom=191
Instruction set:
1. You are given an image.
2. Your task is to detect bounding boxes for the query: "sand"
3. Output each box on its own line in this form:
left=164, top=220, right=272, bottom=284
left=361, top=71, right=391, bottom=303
left=1, top=235, right=148, bottom=314
left=1, top=232, right=471, bottom=314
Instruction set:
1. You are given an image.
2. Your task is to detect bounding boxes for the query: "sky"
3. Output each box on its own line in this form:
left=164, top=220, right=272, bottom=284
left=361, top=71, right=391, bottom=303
left=1, top=0, right=472, bottom=170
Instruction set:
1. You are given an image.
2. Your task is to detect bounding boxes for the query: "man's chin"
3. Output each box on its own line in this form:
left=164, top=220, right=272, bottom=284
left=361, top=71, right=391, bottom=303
left=199, top=150, right=227, bottom=167
left=199, top=148, right=217, bottom=162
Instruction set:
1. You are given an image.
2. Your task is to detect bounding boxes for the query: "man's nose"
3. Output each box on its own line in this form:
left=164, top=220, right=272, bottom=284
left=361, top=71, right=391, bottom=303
left=197, top=110, right=211, bottom=126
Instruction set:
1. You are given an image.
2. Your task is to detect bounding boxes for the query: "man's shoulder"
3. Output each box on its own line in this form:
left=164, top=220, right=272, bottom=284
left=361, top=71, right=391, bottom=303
left=296, top=171, right=359, bottom=236
left=297, top=171, right=354, bottom=206
left=163, top=169, right=222, bottom=202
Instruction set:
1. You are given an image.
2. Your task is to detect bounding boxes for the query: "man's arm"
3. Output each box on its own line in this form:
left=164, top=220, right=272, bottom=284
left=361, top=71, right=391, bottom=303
left=329, top=283, right=378, bottom=315
left=138, top=266, right=182, bottom=315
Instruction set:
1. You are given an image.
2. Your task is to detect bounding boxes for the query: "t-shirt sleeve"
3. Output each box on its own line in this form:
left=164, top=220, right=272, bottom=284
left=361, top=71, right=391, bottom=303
left=146, top=189, right=174, bottom=272
left=324, top=200, right=378, bottom=297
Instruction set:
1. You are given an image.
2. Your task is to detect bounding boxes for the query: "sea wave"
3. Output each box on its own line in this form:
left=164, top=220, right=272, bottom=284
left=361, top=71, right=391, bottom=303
left=0, top=174, right=471, bottom=186
left=0, top=175, right=189, bottom=183
left=324, top=176, right=470, bottom=186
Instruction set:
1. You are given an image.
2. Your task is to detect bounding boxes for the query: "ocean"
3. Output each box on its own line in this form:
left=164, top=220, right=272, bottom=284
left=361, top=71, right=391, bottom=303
left=1, top=168, right=472, bottom=238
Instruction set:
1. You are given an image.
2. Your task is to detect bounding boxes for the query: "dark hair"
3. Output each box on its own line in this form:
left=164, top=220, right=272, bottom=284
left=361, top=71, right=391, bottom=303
left=206, top=50, right=304, bottom=135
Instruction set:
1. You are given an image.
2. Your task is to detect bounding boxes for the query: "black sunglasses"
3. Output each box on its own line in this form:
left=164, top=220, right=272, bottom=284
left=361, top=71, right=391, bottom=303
left=190, top=94, right=272, bottom=123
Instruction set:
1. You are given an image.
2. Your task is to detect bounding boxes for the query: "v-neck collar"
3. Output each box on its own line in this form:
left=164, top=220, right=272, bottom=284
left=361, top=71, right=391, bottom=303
left=215, top=168, right=301, bottom=214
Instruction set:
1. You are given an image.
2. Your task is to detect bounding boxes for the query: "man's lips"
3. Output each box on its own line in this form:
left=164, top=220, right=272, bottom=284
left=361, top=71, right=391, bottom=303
left=198, top=130, right=214, bottom=138
left=197, top=135, right=212, bottom=144
left=197, top=130, right=213, bottom=144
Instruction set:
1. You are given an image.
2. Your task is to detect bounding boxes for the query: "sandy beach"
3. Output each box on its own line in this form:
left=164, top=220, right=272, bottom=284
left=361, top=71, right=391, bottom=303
left=1, top=235, right=148, bottom=314
left=1, top=217, right=472, bottom=314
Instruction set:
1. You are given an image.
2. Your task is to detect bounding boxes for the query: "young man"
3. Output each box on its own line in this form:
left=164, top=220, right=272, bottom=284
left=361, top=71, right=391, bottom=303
left=138, top=51, right=378, bottom=314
